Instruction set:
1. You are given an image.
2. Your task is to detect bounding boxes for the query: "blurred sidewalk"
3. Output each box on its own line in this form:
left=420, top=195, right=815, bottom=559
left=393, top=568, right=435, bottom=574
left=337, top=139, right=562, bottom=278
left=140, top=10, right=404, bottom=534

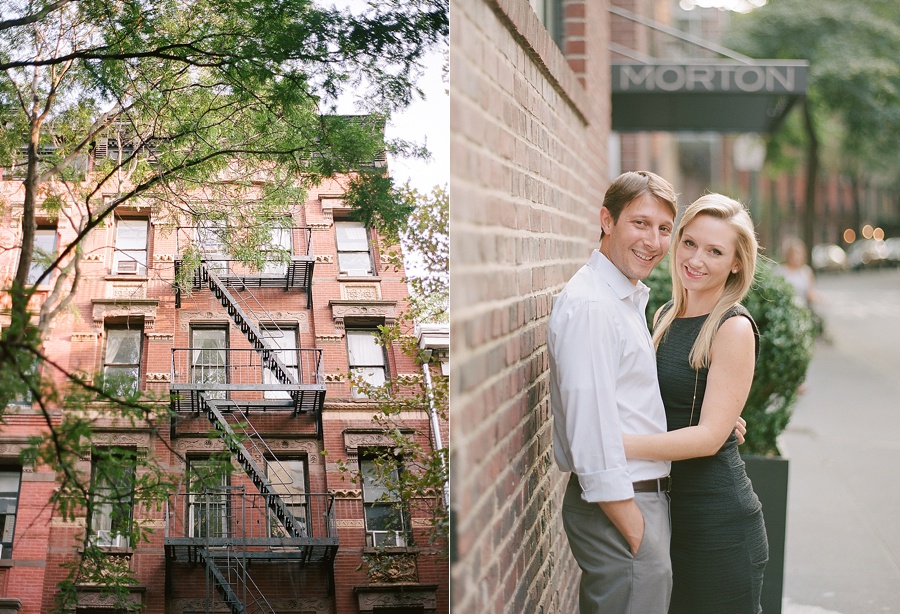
left=778, top=270, right=900, bottom=614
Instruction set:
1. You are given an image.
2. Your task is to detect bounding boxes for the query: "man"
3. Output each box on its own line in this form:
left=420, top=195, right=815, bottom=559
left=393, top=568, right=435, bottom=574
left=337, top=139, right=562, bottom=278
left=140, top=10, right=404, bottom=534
left=548, top=171, right=678, bottom=613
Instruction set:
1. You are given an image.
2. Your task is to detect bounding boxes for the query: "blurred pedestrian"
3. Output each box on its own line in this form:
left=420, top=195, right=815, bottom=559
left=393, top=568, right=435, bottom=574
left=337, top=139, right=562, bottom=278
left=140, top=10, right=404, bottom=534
left=776, top=237, right=827, bottom=340
left=548, top=171, right=678, bottom=613
left=623, top=194, right=768, bottom=614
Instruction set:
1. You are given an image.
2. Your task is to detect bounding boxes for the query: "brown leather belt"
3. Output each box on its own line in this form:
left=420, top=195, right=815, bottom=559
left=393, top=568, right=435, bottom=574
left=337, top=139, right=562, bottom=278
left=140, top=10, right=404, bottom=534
left=633, top=476, right=671, bottom=493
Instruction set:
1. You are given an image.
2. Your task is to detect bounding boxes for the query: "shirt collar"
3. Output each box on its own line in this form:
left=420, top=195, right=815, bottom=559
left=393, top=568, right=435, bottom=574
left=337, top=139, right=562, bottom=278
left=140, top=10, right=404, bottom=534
left=589, top=250, right=651, bottom=310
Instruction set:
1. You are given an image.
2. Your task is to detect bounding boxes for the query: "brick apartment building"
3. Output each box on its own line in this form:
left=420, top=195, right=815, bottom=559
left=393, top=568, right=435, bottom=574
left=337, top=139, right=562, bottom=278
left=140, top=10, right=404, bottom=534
left=0, top=145, right=448, bottom=612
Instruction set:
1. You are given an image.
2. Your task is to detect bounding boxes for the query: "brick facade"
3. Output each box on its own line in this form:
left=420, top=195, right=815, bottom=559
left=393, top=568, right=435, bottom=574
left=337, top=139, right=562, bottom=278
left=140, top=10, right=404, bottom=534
left=0, top=175, right=448, bottom=612
left=450, top=0, right=611, bottom=610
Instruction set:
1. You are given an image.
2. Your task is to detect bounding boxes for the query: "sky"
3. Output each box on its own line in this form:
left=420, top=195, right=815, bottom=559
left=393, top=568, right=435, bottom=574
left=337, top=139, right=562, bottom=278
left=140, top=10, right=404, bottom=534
left=383, top=46, right=450, bottom=194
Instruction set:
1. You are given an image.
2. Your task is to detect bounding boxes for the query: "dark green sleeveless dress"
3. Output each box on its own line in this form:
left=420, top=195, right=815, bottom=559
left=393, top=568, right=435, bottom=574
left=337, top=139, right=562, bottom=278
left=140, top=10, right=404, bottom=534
left=656, top=304, right=768, bottom=614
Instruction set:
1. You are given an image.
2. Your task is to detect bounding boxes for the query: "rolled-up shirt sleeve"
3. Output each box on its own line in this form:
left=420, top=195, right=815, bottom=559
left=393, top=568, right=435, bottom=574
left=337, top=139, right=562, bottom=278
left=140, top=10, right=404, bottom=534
left=549, top=294, right=634, bottom=502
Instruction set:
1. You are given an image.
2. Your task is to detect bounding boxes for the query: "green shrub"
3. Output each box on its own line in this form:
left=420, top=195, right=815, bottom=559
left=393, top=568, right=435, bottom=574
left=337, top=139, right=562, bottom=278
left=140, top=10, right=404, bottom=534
left=646, top=257, right=814, bottom=456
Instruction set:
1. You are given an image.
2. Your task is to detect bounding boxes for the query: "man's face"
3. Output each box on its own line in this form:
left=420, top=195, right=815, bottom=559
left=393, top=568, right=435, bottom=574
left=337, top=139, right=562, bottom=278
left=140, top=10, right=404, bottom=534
left=599, top=193, right=674, bottom=283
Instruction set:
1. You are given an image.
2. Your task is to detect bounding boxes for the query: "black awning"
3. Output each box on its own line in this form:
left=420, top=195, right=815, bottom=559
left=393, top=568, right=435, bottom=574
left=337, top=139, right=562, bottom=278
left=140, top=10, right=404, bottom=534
left=611, top=61, right=808, bottom=133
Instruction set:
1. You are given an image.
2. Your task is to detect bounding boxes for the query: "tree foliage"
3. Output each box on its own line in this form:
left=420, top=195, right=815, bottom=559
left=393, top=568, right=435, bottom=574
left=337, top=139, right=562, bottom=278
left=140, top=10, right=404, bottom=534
left=0, top=0, right=446, bottom=608
left=344, top=183, right=450, bottom=558
left=726, top=0, right=900, bottom=245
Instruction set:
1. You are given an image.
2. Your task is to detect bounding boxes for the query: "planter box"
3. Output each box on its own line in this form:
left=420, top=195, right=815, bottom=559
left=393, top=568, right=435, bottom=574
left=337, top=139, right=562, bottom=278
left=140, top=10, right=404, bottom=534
left=743, top=454, right=790, bottom=614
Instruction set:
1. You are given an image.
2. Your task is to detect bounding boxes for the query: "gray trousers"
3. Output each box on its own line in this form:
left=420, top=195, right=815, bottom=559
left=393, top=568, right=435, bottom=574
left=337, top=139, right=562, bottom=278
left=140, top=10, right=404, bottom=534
left=562, top=474, right=672, bottom=614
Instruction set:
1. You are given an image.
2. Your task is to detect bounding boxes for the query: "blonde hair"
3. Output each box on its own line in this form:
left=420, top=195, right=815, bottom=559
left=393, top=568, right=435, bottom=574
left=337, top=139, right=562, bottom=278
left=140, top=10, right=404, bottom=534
left=652, top=193, right=758, bottom=369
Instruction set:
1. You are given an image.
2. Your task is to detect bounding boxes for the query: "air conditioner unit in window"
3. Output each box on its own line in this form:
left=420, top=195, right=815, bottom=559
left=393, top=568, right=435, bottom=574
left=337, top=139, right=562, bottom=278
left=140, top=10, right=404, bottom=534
left=95, top=530, right=128, bottom=548
left=367, top=530, right=407, bottom=548
left=115, top=260, right=139, bottom=274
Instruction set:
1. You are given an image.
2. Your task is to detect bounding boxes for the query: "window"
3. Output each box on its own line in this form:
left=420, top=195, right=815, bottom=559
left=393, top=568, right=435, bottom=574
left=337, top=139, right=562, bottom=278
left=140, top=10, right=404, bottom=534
left=361, top=455, right=407, bottom=548
left=0, top=469, right=21, bottom=558
left=90, top=450, right=135, bottom=548
left=196, top=221, right=229, bottom=274
left=103, top=325, right=143, bottom=397
left=188, top=459, right=229, bottom=539
left=112, top=218, right=149, bottom=275
left=347, top=330, right=387, bottom=398
left=26, top=226, right=58, bottom=286
left=261, top=325, right=299, bottom=400
left=261, top=223, right=293, bottom=275
left=266, top=459, right=308, bottom=537
left=191, top=327, right=228, bottom=400
left=335, top=221, right=373, bottom=276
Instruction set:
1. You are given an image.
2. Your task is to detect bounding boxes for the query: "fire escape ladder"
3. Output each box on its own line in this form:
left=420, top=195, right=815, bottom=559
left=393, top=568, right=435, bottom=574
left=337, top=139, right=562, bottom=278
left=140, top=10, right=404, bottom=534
left=204, top=264, right=299, bottom=388
left=200, top=393, right=305, bottom=539
left=201, top=551, right=276, bottom=614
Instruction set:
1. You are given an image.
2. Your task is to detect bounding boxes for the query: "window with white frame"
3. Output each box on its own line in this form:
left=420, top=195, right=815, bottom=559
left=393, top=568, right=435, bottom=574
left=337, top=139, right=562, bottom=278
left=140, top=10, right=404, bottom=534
left=26, top=226, right=58, bottom=286
left=191, top=327, right=228, bottom=400
left=196, top=221, right=229, bottom=274
left=103, top=324, right=143, bottom=397
left=261, top=222, right=294, bottom=275
left=112, top=218, right=149, bottom=275
left=0, top=469, right=21, bottom=558
left=265, top=458, right=308, bottom=537
left=261, top=325, right=299, bottom=400
left=188, top=459, right=229, bottom=539
left=90, top=449, right=135, bottom=548
left=347, top=329, right=387, bottom=397
left=360, top=454, right=407, bottom=548
left=335, top=221, right=373, bottom=276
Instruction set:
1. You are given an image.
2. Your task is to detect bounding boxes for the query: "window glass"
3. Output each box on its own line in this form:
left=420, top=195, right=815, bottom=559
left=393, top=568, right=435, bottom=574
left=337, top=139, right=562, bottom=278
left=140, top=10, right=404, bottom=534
left=266, top=459, right=307, bottom=537
left=188, top=459, right=229, bottom=539
left=191, top=328, right=227, bottom=398
left=104, top=327, right=142, bottom=396
left=113, top=219, right=148, bottom=274
left=347, top=330, right=386, bottom=395
left=360, top=457, right=406, bottom=547
left=90, top=451, right=135, bottom=547
left=26, top=227, right=58, bottom=286
left=0, top=470, right=21, bottom=558
left=335, top=221, right=372, bottom=275
left=262, top=326, right=298, bottom=399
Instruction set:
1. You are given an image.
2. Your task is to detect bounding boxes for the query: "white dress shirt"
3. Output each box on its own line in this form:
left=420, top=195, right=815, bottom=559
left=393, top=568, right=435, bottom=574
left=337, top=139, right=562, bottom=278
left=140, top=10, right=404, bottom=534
left=548, top=250, right=670, bottom=503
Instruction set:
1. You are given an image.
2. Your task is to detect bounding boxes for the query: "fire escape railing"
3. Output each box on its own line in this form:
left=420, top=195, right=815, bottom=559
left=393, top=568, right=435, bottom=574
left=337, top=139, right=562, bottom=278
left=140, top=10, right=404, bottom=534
left=174, top=226, right=315, bottom=308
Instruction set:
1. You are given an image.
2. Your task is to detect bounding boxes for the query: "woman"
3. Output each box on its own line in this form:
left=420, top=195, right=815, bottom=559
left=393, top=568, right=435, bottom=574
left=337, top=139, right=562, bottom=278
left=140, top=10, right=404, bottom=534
left=623, top=193, right=768, bottom=614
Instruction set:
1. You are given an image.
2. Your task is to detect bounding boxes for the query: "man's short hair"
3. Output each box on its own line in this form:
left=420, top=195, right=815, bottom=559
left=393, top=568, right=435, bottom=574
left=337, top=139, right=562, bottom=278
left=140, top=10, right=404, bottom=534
left=601, top=171, right=678, bottom=238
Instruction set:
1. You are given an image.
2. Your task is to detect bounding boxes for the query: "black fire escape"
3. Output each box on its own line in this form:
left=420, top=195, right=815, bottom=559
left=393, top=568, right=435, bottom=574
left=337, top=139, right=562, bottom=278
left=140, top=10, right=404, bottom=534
left=165, top=226, right=336, bottom=613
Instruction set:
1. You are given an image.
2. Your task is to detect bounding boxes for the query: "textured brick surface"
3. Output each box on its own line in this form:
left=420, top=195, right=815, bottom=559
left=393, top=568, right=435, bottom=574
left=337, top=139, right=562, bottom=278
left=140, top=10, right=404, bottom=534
left=450, top=0, right=610, bottom=611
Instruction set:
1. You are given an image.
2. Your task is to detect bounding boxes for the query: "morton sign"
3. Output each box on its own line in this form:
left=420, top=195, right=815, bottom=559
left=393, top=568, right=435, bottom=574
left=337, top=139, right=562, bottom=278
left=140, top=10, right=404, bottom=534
left=611, top=61, right=808, bottom=132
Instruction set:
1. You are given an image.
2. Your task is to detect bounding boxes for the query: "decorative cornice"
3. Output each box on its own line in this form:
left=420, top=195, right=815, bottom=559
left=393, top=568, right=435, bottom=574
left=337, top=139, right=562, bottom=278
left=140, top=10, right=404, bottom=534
left=145, top=373, right=170, bottom=383
left=330, top=489, right=363, bottom=499
left=315, top=253, right=334, bottom=263
left=316, top=334, right=343, bottom=343
left=309, top=222, right=332, bottom=231
left=153, top=254, right=176, bottom=262
left=92, top=298, right=158, bottom=329
left=146, top=333, right=174, bottom=341
left=71, top=332, right=98, bottom=342
left=336, top=518, right=365, bottom=527
left=324, top=373, right=345, bottom=382
left=330, top=299, right=398, bottom=332
left=82, top=253, right=104, bottom=262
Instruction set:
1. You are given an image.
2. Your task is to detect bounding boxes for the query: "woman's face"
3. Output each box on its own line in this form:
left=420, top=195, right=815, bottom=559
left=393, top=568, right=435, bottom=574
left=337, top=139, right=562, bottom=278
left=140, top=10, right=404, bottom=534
left=675, top=214, right=740, bottom=298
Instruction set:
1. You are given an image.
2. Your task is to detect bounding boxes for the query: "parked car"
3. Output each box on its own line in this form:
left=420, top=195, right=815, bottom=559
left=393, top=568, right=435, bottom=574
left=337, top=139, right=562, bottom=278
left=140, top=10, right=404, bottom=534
left=811, top=243, right=849, bottom=272
left=847, top=239, right=889, bottom=270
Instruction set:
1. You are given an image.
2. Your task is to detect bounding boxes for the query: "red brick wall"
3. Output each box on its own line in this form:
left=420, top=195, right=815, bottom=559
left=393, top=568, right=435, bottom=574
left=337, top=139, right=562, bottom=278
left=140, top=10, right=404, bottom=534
left=450, top=0, right=610, bottom=611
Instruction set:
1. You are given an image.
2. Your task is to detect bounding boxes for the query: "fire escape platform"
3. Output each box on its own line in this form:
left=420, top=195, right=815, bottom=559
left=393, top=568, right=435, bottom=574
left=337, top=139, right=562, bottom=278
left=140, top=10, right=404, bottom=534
left=174, top=257, right=315, bottom=308
left=164, top=538, right=339, bottom=565
left=169, top=385, right=326, bottom=415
